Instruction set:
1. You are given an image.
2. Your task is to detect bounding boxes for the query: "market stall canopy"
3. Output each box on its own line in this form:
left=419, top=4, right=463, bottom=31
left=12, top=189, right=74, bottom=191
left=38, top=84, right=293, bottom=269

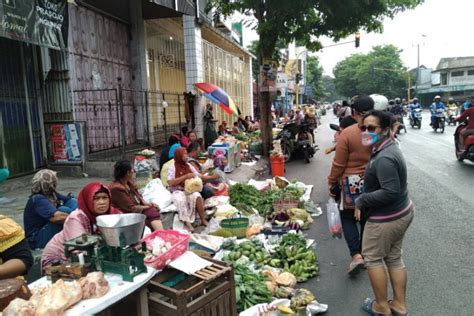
left=194, top=83, right=239, bottom=116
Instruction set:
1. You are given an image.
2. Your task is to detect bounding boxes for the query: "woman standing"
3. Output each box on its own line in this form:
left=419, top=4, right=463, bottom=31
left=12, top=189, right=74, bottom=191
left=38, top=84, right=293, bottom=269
left=110, top=160, right=163, bottom=231
left=327, top=96, right=374, bottom=275
left=204, top=103, right=218, bottom=148
left=167, top=147, right=207, bottom=232
left=41, top=182, right=121, bottom=270
left=355, top=110, right=414, bottom=316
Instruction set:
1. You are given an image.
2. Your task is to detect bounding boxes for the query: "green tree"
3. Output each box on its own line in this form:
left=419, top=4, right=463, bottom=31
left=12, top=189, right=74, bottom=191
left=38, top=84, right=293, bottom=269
left=247, top=40, right=260, bottom=82
left=208, top=0, right=423, bottom=155
left=334, top=45, right=408, bottom=99
left=305, top=56, right=328, bottom=101
left=321, top=75, right=344, bottom=102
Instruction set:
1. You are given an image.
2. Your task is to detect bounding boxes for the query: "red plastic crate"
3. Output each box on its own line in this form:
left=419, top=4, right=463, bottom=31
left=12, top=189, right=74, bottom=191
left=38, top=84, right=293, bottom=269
left=141, top=230, right=189, bottom=270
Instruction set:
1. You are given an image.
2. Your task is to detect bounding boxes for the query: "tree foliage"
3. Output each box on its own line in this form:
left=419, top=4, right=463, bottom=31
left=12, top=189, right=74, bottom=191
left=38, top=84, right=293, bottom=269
left=305, top=56, right=328, bottom=101
left=333, top=45, right=408, bottom=99
left=207, top=0, right=424, bottom=154
left=321, top=75, right=344, bottom=102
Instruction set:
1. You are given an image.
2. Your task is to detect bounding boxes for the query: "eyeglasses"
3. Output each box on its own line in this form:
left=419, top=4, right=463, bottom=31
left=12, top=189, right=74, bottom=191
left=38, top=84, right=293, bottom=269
left=360, top=124, right=380, bottom=132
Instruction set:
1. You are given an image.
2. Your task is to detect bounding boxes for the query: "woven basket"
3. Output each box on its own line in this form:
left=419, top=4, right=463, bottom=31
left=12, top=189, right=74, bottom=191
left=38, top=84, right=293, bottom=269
left=272, top=199, right=299, bottom=213
left=220, top=214, right=249, bottom=239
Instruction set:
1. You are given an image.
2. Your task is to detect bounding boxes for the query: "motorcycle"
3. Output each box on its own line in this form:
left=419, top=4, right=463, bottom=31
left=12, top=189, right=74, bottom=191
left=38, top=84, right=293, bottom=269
left=454, top=122, right=474, bottom=163
left=432, top=109, right=446, bottom=133
left=276, top=122, right=317, bottom=163
left=447, top=108, right=458, bottom=126
left=409, top=109, right=422, bottom=129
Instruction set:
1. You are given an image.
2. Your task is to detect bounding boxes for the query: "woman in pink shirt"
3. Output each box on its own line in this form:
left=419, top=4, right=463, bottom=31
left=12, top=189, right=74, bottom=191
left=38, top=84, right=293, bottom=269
left=41, top=182, right=120, bottom=271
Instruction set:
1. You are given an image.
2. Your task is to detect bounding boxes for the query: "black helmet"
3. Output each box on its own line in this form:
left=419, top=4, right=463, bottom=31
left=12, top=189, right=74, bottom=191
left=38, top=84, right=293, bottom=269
left=388, top=99, right=395, bottom=105
left=395, top=97, right=401, bottom=104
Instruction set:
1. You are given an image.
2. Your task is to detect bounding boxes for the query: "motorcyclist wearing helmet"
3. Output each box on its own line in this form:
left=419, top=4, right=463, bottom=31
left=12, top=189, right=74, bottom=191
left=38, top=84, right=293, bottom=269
left=447, top=97, right=457, bottom=110
left=430, top=95, right=446, bottom=126
left=455, top=105, right=474, bottom=148
left=409, top=98, right=421, bottom=119
left=390, top=98, right=404, bottom=116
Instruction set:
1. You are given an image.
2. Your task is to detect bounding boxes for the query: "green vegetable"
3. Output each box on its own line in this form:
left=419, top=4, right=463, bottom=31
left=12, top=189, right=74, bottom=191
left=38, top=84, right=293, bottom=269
left=234, top=265, right=273, bottom=312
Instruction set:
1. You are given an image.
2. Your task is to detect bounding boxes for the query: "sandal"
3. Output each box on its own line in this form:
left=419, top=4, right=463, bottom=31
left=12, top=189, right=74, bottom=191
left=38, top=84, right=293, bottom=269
left=388, top=300, right=410, bottom=316
left=348, top=257, right=365, bottom=275
left=361, top=298, right=393, bottom=316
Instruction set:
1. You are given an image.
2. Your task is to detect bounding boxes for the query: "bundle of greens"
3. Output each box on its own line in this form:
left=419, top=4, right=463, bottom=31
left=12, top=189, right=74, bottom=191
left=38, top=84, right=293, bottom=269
left=234, top=265, right=273, bottom=312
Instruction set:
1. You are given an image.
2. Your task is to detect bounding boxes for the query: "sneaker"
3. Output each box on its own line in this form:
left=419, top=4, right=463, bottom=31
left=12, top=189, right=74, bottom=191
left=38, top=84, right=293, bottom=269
left=348, top=257, right=365, bottom=275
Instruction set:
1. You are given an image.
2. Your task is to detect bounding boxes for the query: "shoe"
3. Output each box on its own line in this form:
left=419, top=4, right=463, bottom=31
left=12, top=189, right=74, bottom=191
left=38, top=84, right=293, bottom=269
left=388, top=300, right=409, bottom=316
left=362, top=298, right=393, bottom=316
left=348, top=256, right=365, bottom=275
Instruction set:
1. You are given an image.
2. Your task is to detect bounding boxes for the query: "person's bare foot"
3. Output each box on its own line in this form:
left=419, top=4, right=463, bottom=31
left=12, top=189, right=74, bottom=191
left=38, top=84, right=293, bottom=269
left=185, top=222, right=194, bottom=232
left=388, top=300, right=408, bottom=315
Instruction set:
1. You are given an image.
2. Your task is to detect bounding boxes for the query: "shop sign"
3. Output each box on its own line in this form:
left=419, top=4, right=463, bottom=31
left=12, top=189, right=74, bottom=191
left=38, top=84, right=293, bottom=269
left=0, top=0, right=67, bottom=49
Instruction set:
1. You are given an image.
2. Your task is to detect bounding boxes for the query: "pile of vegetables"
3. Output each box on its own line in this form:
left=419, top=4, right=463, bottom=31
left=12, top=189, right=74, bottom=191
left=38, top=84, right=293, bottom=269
left=234, top=265, right=273, bottom=312
left=267, top=234, right=319, bottom=282
left=229, top=184, right=305, bottom=218
left=222, top=239, right=270, bottom=265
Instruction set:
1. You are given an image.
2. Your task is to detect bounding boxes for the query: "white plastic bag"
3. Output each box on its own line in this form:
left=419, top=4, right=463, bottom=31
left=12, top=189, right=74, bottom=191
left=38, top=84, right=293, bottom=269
left=142, top=179, right=172, bottom=210
left=326, top=198, right=342, bottom=239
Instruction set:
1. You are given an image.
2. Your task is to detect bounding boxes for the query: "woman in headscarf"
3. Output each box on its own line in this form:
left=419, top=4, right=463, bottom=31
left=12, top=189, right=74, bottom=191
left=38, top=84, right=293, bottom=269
left=0, top=216, right=33, bottom=279
left=204, top=103, right=218, bottom=148
left=23, top=169, right=78, bottom=249
left=110, top=160, right=163, bottom=231
left=41, top=182, right=121, bottom=271
left=167, top=147, right=207, bottom=232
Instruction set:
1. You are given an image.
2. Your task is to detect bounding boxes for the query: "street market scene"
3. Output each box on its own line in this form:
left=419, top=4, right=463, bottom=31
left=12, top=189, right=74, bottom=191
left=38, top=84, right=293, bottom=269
left=0, top=0, right=473, bottom=315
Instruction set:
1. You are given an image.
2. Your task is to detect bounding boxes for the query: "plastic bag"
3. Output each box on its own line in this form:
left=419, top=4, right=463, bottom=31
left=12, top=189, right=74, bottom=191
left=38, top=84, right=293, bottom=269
left=142, top=179, right=172, bottom=210
left=326, top=198, right=342, bottom=239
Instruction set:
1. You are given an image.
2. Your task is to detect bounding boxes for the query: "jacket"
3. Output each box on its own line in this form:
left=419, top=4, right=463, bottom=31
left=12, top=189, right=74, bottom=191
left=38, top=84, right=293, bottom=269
left=355, top=140, right=411, bottom=222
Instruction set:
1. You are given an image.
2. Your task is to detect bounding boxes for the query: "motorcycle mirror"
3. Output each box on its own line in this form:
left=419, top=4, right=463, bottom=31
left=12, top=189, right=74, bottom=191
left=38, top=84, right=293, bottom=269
left=329, top=123, right=340, bottom=131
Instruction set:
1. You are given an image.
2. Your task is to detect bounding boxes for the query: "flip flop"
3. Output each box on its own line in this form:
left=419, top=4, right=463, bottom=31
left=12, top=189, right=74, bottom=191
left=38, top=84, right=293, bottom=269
left=361, top=298, right=393, bottom=316
left=388, top=300, right=410, bottom=316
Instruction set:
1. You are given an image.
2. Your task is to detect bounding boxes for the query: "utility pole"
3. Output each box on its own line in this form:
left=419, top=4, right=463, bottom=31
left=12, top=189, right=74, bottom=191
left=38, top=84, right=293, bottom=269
left=416, top=43, right=420, bottom=98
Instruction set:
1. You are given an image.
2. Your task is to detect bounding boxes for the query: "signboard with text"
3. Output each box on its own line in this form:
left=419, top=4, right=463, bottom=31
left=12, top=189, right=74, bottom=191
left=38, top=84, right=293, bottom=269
left=50, top=123, right=82, bottom=162
left=0, top=0, right=67, bottom=49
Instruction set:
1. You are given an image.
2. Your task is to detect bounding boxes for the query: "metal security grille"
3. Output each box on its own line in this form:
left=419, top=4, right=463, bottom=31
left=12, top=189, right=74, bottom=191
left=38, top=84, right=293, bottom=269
left=73, top=86, right=187, bottom=161
left=0, top=37, right=43, bottom=176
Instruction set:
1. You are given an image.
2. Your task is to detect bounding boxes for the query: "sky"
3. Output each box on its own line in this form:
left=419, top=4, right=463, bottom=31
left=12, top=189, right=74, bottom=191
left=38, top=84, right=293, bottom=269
left=232, top=0, right=474, bottom=76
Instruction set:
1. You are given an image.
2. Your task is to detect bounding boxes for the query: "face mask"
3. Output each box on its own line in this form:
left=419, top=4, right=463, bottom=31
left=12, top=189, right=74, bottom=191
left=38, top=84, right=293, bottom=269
left=361, top=131, right=378, bottom=146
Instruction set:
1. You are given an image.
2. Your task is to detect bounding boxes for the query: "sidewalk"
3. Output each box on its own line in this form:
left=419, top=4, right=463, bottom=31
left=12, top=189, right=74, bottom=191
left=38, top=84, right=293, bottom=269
left=0, top=158, right=269, bottom=229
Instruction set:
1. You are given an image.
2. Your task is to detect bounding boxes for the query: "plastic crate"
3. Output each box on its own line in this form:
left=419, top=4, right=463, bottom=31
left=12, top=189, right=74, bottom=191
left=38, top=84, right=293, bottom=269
left=141, top=230, right=189, bottom=270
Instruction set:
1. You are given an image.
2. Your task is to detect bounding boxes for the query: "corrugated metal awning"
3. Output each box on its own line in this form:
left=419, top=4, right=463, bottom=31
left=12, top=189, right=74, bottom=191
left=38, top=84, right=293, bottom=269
left=145, top=0, right=196, bottom=18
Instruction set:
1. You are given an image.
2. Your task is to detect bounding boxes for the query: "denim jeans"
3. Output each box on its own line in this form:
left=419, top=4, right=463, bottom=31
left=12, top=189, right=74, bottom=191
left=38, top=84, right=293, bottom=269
left=31, top=198, right=78, bottom=249
left=340, top=209, right=367, bottom=257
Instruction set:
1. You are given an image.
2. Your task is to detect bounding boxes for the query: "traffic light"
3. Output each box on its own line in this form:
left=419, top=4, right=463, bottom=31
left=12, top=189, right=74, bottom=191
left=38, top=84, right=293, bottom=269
left=355, top=32, right=360, bottom=48
left=296, top=73, right=302, bottom=84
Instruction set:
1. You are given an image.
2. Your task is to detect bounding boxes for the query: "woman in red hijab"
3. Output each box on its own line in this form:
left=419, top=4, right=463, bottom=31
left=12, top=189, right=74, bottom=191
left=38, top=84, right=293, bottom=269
left=40, top=182, right=120, bottom=271
left=167, top=147, right=207, bottom=232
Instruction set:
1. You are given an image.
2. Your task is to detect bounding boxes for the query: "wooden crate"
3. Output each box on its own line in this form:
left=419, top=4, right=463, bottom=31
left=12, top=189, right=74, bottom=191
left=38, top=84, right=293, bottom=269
left=148, top=258, right=237, bottom=316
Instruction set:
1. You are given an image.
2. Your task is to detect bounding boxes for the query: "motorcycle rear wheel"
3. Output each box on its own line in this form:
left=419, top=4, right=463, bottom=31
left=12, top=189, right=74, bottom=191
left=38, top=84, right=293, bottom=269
left=304, top=149, right=310, bottom=163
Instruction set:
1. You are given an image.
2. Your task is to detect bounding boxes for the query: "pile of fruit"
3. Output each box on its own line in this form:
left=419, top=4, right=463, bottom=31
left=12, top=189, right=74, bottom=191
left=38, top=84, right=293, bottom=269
left=222, top=239, right=270, bottom=265
left=268, top=234, right=319, bottom=282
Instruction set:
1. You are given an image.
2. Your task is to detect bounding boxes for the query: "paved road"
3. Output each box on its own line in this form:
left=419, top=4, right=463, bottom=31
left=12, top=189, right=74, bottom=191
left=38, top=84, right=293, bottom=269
left=287, top=111, right=474, bottom=315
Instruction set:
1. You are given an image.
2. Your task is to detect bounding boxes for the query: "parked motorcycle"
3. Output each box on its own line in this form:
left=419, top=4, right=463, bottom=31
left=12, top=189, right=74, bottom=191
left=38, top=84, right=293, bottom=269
left=454, top=122, right=474, bottom=163
left=432, top=109, right=446, bottom=133
left=276, top=122, right=317, bottom=163
left=447, top=108, right=458, bottom=126
left=409, top=109, right=422, bottom=129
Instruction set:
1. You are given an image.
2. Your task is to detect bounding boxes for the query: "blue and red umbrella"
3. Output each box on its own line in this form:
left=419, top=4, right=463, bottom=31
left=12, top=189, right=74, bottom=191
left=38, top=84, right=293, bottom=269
left=194, top=83, right=239, bottom=116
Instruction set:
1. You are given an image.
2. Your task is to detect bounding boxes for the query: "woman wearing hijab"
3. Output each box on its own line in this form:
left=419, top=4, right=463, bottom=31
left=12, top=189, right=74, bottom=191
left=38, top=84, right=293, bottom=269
left=110, top=160, right=163, bottom=231
left=167, top=147, right=207, bottom=232
left=41, top=182, right=121, bottom=271
left=23, top=169, right=78, bottom=249
left=204, top=103, right=218, bottom=148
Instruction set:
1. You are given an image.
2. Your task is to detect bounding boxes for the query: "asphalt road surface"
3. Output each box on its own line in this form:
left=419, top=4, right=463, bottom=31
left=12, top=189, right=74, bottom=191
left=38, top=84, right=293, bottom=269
left=286, top=111, right=473, bottom=315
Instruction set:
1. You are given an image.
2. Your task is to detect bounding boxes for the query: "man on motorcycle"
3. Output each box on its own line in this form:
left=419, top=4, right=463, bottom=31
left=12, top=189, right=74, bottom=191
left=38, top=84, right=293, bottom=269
left=390, top=98, right=404, bottom=116
left=409, top=98, right=421, bottom=114
left=430, top=95, right=446, bottom=126
left=455, top=106, right=474, bottom=148
left=447, top=97, right=458, bottom=110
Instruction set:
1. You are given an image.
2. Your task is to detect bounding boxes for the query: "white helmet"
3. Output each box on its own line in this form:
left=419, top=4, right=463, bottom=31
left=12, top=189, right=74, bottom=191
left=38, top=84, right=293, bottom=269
left=434, top=95, right=441, bottom=100
left=370, top=94, right=389, bottom=111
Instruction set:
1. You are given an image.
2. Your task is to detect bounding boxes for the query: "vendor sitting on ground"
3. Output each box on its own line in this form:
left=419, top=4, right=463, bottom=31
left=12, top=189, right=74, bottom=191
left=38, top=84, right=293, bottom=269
left=167, top=147, right=208, bottom=232
left=41, top=182, right=121, bottom=271
left=187, top=142, right=222, bottom=199
left=24, top=169, right=78, bottom=249
left=110, top=160, right=163, bottom=231
left=0, top=216, right=33, bottom=280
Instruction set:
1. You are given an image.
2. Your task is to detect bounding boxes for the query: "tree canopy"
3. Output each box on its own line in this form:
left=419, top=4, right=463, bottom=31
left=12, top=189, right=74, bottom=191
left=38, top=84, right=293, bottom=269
left=207, top=0, right=424, bottom=154
left=305, top=56, right=328, bottom=101
left=333, top=45, right=408, bottom=99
